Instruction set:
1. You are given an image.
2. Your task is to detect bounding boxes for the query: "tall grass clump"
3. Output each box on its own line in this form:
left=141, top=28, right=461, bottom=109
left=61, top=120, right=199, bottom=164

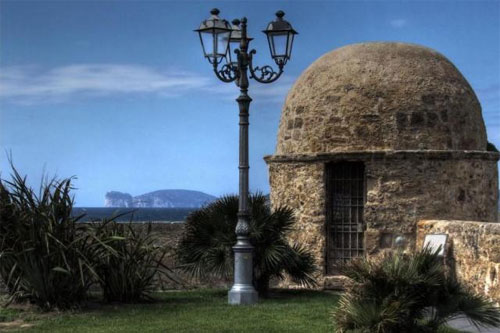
left=333, top=246, right=500, bottom=333
left=0, top=167, right=102, bottom=310
left=0, top=165, right=179, bottom=309
left=177, top=194, right=317, bottom=296
left=92, top=219, right=178, bottom=303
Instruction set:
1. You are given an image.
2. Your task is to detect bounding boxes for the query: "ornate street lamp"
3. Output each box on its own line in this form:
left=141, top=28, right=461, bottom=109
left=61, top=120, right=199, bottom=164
left=195, top=9, right=232, bottom=65
left=196, top=8, right=297, bottom=305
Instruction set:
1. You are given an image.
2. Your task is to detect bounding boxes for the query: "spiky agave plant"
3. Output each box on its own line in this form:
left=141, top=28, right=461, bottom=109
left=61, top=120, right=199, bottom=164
left=0, top=165, right=104, bottom=310
left=177, top=194, right=317, bottom=296
left=333, top=246, right=500, bottom=333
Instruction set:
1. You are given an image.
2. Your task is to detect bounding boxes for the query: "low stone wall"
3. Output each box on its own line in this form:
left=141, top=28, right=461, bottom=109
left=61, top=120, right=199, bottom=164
left=127, top=222, right=187, bottom=289
left=1, top=222, right=228, bottom=295
left=127, top=222, right=231, bottom=289
left=85, top=221, right=188, bottom=290
left=87, top=221, right=186, bottom=270
left=132, top=221, right=185, bottom=271
left=417, top=220, right=500, bottom=304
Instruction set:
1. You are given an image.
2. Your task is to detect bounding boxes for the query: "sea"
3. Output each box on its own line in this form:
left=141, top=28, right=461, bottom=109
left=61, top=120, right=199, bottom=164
left=72, top=207, right=195, bottom=223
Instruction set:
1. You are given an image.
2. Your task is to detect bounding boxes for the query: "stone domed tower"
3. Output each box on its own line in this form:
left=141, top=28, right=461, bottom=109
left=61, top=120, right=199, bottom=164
left=265, top=42, right=499, bottom=283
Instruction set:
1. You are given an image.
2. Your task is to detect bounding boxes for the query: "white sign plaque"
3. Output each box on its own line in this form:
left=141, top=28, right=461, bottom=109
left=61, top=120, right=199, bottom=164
left=423, top=234, right=448, bottom=256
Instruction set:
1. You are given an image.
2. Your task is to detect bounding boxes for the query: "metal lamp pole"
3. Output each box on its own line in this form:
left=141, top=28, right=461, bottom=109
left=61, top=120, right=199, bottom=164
left=196, top=8, right=297, bottom=305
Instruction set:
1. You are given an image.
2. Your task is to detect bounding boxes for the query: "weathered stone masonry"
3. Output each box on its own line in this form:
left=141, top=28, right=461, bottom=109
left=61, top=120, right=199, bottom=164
left=417, top=220, right=500, bottom=304
left=265, top=42, right=499, bottom=288
left=266, top=152, right=499, bottom=286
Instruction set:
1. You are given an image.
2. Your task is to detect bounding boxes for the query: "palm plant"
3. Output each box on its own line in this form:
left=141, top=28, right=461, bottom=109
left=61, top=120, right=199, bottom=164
left=177, top=194, right=317, bottom=296
left=333, top=246, right=500, bottom=333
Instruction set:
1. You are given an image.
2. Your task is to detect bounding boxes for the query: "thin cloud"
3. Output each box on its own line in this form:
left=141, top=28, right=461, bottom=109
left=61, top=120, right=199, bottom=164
left=390, top=19, right=408, bottom=28
left=0, top=64, right=293, bottom=106
left=0, top=64, right=210, bottom=105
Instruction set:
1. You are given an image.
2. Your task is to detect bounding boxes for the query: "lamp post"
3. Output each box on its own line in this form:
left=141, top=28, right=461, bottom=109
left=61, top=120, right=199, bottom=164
left=196, top=8, right=297, bottom=305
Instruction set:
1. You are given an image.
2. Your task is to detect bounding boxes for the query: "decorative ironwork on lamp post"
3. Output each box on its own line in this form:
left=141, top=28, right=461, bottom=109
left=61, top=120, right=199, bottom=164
left=195, top=8, right=297, bottom=305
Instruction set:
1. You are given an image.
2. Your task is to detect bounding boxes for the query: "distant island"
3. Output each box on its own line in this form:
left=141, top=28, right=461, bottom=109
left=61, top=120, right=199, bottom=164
left=105, top=190, right=216, bottom=208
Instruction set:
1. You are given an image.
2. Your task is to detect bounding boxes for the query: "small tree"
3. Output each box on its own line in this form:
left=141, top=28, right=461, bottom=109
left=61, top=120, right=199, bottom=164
left=333, top=247, right=500, bottom=332
left=177, top=194, right=317, bottom=295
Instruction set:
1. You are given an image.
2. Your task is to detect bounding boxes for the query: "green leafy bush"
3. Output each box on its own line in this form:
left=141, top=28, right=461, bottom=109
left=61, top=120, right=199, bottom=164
left=333, top=247, right=500, bottom=333
left=177, top=194, right=317, bottom=295
left=92, top=219, right=178, bottom=302
left=0, top=168, right=102, bottom=310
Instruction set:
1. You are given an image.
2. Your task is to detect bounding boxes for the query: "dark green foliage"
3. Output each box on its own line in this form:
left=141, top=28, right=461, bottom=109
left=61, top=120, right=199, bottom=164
left=92, top=219, right=179, bottom=303
left=0, top=163, right=177, bottom=310
left=333, top=247, right=500, bottom=333
left=487, top=141, right=498, bottom=152
left=177, top=194, right=317, bottom=295
left=0, top=167, right=102, bottom=310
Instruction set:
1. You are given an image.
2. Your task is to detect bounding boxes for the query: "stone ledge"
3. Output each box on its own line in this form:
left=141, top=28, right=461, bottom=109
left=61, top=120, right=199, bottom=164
left=418, top=220, right=500, bottom=234
left=264, top=150, right=500, bottom=164
left=323, top=275, right=350, bottom=290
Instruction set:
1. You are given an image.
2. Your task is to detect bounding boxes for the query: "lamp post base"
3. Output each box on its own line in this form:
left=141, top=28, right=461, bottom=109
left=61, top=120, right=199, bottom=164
left=228, top=241, right=258, bottom=305
left=228, top=284, right=258, bottom=305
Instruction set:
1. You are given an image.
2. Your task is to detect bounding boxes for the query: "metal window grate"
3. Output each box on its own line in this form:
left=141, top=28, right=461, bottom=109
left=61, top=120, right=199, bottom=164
left=326, top=162, right=365, bottom=275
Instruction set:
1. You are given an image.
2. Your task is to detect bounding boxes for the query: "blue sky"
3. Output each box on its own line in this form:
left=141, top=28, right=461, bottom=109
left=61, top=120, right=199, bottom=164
left=0, top=0, right=499, bottom=207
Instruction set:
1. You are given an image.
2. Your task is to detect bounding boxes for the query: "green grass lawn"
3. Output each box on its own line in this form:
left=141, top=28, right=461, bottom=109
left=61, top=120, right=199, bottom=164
left=3, top=289, right=340, bottom=332
left=0, top=289, right=470, bottom=332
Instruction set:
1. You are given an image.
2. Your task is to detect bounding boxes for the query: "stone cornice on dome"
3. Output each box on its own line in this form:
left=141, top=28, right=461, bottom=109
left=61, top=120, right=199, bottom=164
left=264, top=150, right=500, bottom=164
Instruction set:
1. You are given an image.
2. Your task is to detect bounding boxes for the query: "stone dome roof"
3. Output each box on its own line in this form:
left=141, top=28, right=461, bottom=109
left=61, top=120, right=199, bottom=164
left=276, top=42, right=487, bottom=155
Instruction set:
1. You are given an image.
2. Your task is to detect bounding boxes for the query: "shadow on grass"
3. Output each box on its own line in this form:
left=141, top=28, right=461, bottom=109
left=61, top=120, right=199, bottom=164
left=159, top=288, right=338, bottom=305
left=3, top=289, right=339, bottom=314
left=265, top=289, right=339, bottom=300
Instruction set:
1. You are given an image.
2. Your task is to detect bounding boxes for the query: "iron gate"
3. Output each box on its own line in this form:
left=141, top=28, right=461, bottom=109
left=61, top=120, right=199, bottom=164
left=325, top=162, right=365, bottom=275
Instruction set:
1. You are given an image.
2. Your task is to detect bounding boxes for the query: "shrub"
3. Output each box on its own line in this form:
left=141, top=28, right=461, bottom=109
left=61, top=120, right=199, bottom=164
left=0, top=167, right=102, bottom=310
left=177, top=194, right=317, bottom=296
left=333, top=246, right=500, bottom=333
left=92, top=219, right=179, bottom=303
left=0, top=164, right=178, bottom=309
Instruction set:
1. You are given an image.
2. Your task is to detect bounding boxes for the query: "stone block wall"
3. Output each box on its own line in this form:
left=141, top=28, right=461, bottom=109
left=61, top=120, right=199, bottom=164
left=364, top=153, right=498, bottom=254
left=266, top=151, right=498, bottom=287
left=417, top=220, right=500, bottom=304
left=268, top=162, right=327, bottom=286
